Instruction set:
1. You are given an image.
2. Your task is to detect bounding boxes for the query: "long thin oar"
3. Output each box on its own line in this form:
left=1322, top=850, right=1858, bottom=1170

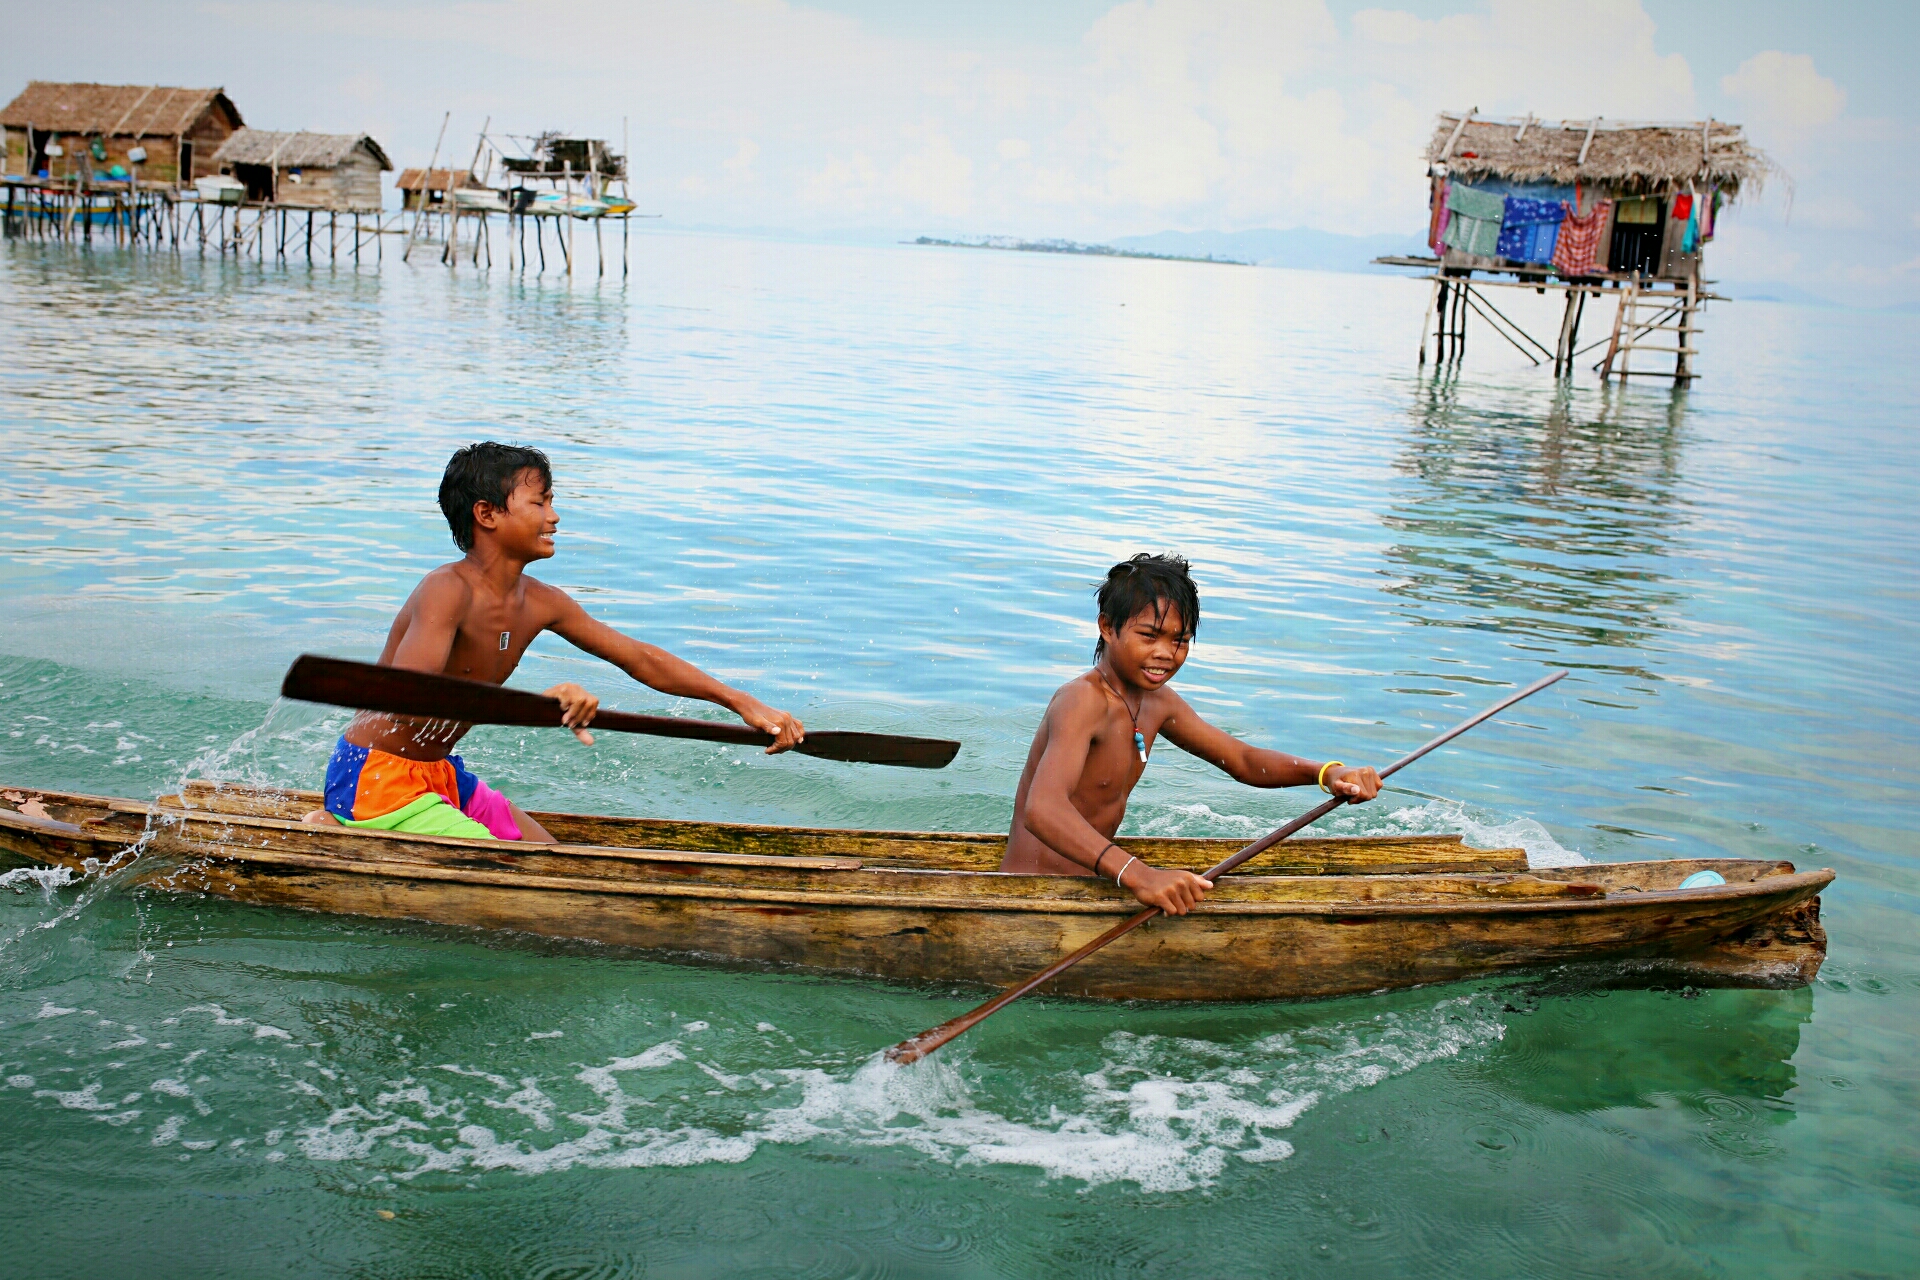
left=886, top=669, right=1569, bottom=1063
left=281, top=654, right=960, bottom=770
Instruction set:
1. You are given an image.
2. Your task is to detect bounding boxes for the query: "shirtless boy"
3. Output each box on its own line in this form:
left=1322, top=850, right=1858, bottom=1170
left=306, top=442, right=803, bottom=842
left=1001, top=554, right=1382, bottom=913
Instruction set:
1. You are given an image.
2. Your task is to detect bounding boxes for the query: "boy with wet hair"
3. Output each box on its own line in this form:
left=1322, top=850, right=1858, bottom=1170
left=306, top=442, right=804, bottom=843
left=1000, top=553, right=1382, bottom=913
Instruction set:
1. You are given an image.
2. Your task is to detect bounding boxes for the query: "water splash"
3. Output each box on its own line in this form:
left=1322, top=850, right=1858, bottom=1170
left=277, top=996, right=1506, bottom=1191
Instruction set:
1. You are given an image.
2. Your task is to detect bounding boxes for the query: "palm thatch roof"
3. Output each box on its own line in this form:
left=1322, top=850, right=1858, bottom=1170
left=214, top=129, right=391, bottom=170
left=1426, top=113, right=1770, bottom=197
left=0, top=82, right=241, bottom=135
left=394, top=168, right=476, bottom=192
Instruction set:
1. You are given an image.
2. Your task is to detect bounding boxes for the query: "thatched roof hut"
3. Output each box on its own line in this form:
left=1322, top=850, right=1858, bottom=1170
left=395, top=167, right=477, bottom=210
left=0, top=81, right=243, bottom=184
left=1422, top=113, right=1770, bottom=282
left=213, top=129, right=390, bottom=211
left=1426, top=114, right=1769, bottom=197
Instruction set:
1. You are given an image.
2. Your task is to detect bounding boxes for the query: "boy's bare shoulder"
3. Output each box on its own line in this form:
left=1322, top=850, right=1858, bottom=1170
left=410, top=563, right=477, bottom=607
left=520, top=574, right=581, bottom=616
left=1047, top=671, right=1110, bottom=719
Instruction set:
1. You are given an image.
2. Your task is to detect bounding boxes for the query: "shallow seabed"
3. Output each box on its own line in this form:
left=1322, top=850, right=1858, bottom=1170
left=0, top=235, right=1914, bottom=1277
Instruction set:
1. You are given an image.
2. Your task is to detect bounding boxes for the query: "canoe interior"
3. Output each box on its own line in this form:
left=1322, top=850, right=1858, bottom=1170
left=155, top=779, right=1533, bottom=875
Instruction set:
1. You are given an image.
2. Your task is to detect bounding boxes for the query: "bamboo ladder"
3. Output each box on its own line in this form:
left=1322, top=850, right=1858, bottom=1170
left=1598, top=273, right=1701, bottom=382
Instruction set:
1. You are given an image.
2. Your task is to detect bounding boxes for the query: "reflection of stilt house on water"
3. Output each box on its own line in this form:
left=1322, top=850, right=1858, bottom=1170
left=212, top=130, right=390, bottom=209
left=1377, top=112, right=1771, bottom=382
left=1, top=82, right=241, bottom=185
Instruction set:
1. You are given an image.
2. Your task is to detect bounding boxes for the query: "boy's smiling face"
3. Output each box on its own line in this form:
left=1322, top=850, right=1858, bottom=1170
left=1099, top=600, right=1191, bottom=692
left=474, top=469, right=559, bottom=561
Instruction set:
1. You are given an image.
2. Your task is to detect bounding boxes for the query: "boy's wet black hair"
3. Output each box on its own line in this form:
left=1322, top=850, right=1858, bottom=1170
left=1094, top=554, right=1199, bottom=659
left=438, top=442, right=553, bottom=551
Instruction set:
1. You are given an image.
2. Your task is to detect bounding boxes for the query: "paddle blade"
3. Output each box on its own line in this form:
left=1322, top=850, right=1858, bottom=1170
left=795, top=731, right=958, bottom=770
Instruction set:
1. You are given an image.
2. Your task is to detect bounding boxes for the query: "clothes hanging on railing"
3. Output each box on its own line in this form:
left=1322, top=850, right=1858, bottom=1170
left=1429, top=179, right=1451, bottom=254
left=1443, top=184, right=1504, bottom=258
left=1552, top=198, right=1613, bottom=275
left=1496, top=195, right=1564, bottom=263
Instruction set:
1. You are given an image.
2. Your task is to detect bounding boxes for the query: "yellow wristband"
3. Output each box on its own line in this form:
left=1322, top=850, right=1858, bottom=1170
left=1317, top=761, right=1345, bottom=793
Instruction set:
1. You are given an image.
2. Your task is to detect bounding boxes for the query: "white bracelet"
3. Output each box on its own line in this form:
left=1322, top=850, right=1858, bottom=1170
left=1115, top=856, right=1138, bottom=887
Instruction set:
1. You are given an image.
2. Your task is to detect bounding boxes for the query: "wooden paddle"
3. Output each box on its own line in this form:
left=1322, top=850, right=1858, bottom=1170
left=281, top=654, right=960, bottom=770
left=885, top=669, right=1570, bottom=1063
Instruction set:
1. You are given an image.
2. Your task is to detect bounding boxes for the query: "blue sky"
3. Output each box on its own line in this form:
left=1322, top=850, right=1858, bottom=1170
left=6, top=1, right=1914, bottom=303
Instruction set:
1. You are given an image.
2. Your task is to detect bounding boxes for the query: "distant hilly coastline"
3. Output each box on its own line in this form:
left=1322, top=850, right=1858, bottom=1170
left=908, top=228, right=1433, bottom=273
left=909, top=235, right=1249, bottom=265
left=1109, top=229, right=1432, bottom=272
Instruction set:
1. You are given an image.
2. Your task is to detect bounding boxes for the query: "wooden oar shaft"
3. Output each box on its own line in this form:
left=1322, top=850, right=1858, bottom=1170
left=280, top=654, right=960, bottom=769
left=885, top=669, right=1568, bottom=1064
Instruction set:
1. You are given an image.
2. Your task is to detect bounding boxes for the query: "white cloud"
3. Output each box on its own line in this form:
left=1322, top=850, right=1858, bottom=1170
left=1349, top=0, right=1695, bottom=120
left=887, top=131, right=974, bottom=217
left=722, top=138, right=759, bottom=179
left=1721, top=52, right=1844, bottom=131
left=1791, top=195, right=1869, bottom=232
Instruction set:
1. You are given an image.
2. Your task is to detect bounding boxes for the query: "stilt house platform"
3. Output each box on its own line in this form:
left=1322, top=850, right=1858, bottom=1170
left=1378, top=112, right=1770, bottom=382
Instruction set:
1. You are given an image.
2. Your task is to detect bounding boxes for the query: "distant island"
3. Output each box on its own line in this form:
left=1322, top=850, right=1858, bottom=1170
left=909, top=235, right=1249, bottom=266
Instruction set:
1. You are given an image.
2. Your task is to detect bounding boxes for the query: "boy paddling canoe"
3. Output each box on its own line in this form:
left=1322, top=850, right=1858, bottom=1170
left=305, top=443, right=804, bottom=843
left=1000, top=554, right=1383, bottom=913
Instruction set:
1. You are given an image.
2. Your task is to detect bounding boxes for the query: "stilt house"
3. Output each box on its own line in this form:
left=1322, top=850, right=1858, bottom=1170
left=212, top=130, right=391, bottom=211
left=395, top=167, right=476, bottom=211
left=1425, top=114, right=1766, bottom=282
left=1383, top=112, right=1773, bottom=382
left=0, top=82, right=243, bottom=185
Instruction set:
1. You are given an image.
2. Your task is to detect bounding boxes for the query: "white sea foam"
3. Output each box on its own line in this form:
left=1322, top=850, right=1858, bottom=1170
left=288, top=998, right=1507, bottom=1190
left=1374, top=799, right=1588, bottom=868
left=1127, top=797, right=1588, bottom=868
left=0, top=866, right=74, bottom=895
left=34, top=1082, right=115, bottom=1111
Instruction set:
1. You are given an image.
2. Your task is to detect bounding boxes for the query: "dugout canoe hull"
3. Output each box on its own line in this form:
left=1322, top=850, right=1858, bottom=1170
left=0, top=782, right=1830, bottom=1000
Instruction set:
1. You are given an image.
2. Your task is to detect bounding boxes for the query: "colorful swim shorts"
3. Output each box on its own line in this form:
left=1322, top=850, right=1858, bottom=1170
left=323, top=737, right=522, bottom=841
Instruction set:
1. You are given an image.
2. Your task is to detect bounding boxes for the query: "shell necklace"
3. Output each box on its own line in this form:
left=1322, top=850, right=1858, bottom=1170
left=1097, top=666, right=1150, bottom=763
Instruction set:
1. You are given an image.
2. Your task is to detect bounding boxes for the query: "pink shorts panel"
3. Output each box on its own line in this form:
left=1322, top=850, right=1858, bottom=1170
left=461, top=779, right=523, bottom=842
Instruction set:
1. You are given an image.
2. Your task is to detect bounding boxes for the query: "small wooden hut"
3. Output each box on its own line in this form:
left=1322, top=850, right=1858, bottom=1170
left=0, top=82, right=242, bottom=185
left=1384, top=112, right=1772, bottom=381
left=212, top=129, right=390, bottom=210
left=395, top=167, right=476, bottom=211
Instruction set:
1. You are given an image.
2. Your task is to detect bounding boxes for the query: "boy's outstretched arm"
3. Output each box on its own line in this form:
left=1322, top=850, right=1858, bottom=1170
left=1022, top=684, right=1214, bottom=915
left=546, top=592, right=806, bottom=752
left=1158, top=692, right=1381, bottom=801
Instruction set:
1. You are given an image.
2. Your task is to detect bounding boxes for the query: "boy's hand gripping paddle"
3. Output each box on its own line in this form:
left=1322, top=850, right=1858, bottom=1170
left=281, top=655, right=960, bottom=769
left=885, top=669, right=1569, bottom=1063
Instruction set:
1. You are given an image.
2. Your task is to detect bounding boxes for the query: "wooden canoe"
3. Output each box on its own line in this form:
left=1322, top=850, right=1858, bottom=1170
left=0, top=780, right=1830, bottom=1001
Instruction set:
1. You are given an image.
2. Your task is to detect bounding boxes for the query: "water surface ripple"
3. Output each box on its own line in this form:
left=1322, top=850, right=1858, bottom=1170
left=1, top=238, right=1914, bottom=1277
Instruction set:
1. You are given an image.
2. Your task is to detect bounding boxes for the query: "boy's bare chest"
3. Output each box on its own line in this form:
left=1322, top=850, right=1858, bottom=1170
left=1078, top=706, right=1168, bottom=797
left=447, top=596, right=545, bottom=680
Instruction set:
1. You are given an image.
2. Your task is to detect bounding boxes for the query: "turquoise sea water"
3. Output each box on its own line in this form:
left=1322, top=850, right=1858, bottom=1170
left=1, top=236, right=1914, bottom=1276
